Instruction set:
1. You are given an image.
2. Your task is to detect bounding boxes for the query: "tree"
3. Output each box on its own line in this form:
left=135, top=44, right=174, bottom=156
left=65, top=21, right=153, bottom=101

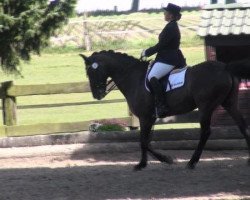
left=131, top=0, right=139, bottom=12
left=0, top=0, right=76, bottom=72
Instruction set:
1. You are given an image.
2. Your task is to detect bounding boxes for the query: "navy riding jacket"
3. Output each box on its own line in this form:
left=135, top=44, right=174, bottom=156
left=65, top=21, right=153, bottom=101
left=145, top=20, right=186, bottom=68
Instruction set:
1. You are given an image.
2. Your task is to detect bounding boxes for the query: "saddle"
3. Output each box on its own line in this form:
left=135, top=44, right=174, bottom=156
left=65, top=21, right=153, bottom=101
left=145, top=61, right=188, bottom=92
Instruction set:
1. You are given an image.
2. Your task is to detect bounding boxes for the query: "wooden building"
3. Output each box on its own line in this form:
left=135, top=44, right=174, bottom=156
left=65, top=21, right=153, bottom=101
left=198, top=3, right=250, bottom=126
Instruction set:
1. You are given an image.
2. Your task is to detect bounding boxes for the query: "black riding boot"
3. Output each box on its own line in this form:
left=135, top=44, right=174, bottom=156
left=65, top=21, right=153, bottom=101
left=149, top=77, right=168, bottom=118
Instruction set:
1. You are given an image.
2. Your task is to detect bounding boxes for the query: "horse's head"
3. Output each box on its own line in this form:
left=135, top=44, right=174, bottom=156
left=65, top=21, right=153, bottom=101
left=79, top=53, right=109, bottom=100
left=80, top=50, right=149, bottom=100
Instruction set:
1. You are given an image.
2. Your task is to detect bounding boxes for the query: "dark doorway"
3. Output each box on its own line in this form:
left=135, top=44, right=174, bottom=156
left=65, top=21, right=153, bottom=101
left=216, top=45, right=250, bottom=63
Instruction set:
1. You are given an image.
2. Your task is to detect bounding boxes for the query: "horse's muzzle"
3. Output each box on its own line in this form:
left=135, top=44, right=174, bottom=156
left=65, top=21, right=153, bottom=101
left=94, top=89, right=106, bottom=100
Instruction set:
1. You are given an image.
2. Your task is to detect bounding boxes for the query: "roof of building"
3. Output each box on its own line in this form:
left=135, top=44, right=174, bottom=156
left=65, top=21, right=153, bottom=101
left=198, top=3, right=250, bottom=37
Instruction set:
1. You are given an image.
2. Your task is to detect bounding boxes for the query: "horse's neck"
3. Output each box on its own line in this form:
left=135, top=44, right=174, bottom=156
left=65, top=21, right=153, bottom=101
left=110, top=63, right=147, bottom=97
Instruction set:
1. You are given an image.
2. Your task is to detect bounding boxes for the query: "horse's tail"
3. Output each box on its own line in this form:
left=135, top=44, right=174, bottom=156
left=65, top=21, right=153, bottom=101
left=226, top=59, right=250, bottom=79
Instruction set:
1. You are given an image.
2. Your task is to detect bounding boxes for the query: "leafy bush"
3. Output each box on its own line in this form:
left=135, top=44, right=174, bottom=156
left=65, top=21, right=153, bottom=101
left=96, top=124, right=125, bottom=132
left=89, top=119, right=127, bottom=132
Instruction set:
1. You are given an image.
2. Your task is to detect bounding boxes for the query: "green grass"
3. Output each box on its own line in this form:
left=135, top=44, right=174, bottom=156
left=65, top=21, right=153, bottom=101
left=17, top=102, right=128, bottom=125
left=0, top=52, right=87, bottom=85
left=91, top=37, right=203, bottom=51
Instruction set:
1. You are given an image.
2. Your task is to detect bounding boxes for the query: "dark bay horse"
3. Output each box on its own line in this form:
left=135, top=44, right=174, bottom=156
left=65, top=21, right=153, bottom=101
left=80, top=50, right=250, bottom=170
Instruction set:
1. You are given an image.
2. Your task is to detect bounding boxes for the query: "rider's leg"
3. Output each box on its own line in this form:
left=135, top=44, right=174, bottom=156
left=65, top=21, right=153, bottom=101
left=148, top=62, right=174, bottom=80
left=148, top=62, right=174, bottom=118
left=149, top=77, right=168, bottom=118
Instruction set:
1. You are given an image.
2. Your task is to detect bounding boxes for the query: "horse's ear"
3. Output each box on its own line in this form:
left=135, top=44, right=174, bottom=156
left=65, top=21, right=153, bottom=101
left=79, top=54, right=90, bottom=64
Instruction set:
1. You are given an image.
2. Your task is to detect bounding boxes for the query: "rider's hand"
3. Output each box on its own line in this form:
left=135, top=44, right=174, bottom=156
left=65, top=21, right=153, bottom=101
left=140, top=49, right=147, bottom=60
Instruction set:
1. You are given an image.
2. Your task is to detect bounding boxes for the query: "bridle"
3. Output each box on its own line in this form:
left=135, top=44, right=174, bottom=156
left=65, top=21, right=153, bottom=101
left=87, top=58, right=149, bottom=97
left=86, top=64, right=117, bottom=97
left=105, top=79, right=116, bottom=95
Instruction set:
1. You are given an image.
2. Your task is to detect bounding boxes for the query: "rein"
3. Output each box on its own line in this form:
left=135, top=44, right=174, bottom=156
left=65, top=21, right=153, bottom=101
left=105, top=79, right=116, bottom=95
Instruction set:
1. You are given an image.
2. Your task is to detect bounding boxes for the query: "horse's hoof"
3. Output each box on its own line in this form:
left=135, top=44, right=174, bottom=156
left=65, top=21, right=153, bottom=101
left=134, top=163, right=147, bottom=171
left=163, top=155, right=174, bottom=165
left=155, top=154, right=174, bottom=165
left=186, top=162, right=196, bottom=170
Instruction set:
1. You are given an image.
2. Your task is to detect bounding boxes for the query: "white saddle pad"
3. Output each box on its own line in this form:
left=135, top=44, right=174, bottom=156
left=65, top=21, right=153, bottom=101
left=166, top=67, right=187, bottom=92
left=145, top=67, right=188, bottom=92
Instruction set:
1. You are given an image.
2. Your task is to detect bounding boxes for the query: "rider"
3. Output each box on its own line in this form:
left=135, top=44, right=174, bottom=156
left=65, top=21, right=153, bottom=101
left=141, top=3, right=186, bottom=118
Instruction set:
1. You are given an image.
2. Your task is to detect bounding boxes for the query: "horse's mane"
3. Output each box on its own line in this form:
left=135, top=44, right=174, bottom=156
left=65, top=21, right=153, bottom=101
left=91, top=50, right=149, bottom=68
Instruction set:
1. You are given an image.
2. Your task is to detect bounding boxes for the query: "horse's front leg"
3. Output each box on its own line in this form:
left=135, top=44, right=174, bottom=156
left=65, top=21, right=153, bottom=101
left=134, top=118, right=155, bottom=171
left=134, top=117, right=173, bottom=171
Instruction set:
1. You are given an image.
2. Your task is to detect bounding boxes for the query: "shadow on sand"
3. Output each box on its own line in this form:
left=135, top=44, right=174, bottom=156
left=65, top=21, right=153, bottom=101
left=0, top=150, right=249, bottom=200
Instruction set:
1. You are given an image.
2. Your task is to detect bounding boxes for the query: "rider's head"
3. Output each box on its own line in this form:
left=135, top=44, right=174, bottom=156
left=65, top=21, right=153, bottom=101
left=163, top=3, right=182, bottom=22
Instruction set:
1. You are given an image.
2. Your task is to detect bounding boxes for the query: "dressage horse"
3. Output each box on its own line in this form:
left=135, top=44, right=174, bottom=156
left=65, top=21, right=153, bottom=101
left=80, top=50, right=250, bottom=170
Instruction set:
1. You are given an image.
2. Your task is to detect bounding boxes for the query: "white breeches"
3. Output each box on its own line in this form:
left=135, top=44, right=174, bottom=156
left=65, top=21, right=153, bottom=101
left=147, top=62, right=174, bottom=81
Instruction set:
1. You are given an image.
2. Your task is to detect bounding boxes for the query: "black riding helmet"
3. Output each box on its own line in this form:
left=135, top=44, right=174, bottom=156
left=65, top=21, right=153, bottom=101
left=163, top=3, right=182, bottom=21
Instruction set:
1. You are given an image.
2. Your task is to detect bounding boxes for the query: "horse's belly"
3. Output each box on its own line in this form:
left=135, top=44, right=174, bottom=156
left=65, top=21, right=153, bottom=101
left=166, top=87, right=196, bottom=115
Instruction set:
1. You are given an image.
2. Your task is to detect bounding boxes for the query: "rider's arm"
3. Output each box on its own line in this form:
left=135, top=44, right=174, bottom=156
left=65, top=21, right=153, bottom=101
left=145, top=23, right=176, bottom=57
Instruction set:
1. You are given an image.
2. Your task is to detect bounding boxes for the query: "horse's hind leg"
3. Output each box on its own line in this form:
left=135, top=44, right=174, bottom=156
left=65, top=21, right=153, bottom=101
left=223, top=104, right=250, bottom=165
left=147, top=141, right=174, bottom=165
left=187, top=109, right=213, bottom=169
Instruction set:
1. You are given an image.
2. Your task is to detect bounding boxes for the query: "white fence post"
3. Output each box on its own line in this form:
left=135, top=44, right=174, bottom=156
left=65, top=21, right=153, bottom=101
left=83, top=12, right=92, bottom=51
